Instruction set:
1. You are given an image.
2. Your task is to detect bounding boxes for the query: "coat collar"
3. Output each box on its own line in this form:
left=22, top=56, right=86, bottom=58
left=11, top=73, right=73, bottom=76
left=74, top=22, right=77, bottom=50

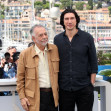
left=31, top=43, right=53, bottom=58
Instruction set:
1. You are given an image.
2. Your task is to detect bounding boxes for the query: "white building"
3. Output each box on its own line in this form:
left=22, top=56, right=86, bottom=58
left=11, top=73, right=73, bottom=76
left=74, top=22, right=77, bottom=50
left=6, top=1, right=31, bottom=19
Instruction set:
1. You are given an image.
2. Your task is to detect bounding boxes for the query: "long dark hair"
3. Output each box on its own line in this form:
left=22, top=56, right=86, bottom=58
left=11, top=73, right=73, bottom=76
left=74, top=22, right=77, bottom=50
left=60, top=9, right=80, bottom=30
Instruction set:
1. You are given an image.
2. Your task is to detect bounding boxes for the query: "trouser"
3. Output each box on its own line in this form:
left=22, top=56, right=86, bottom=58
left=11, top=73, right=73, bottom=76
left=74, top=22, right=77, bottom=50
left=59, top=84, right=94, bottom=111
left=40, top=89, right=58, bottom=111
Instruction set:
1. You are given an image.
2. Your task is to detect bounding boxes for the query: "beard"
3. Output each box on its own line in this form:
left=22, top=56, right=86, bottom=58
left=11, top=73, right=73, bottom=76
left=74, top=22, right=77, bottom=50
left=36, top=38, right=48, bottom=46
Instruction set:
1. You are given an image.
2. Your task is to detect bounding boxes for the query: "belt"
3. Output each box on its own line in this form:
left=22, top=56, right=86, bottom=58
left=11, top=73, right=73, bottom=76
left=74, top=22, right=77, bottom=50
left=40, top=88, right=52, bottom=92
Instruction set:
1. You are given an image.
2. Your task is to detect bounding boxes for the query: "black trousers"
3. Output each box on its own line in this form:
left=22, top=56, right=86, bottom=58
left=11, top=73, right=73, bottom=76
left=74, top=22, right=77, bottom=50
left=40, top=91, right=58, bottom=111
left=59, top=84, right=94, bottom=111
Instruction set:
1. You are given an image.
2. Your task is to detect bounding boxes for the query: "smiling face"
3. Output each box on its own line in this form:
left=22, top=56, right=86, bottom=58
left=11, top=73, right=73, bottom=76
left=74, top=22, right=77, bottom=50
left=32, top=27, right=48, bottom=47
left=64, top=13, right=77, bottom=31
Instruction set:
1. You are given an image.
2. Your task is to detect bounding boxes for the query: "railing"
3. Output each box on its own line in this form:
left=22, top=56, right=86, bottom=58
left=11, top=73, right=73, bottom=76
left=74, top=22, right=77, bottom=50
left=93, top=80, right=111, bottom=111
left=0, top=76, right=111, bottom=111
left=0, top=78, right=24, bottom=111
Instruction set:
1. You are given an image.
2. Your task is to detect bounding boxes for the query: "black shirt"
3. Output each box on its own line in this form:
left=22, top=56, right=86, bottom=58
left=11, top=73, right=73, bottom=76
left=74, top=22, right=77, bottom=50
left=54, top=29, right=98, bottom=91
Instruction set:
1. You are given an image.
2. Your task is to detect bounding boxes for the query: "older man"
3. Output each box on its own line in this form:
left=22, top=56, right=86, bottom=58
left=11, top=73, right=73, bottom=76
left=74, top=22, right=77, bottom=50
left=17, top=24, right=59, bottom=111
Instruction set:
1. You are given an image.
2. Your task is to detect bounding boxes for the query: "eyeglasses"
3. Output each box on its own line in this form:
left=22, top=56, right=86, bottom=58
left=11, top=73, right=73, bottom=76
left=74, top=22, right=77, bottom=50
left=7, top=46, right=16, bottom=50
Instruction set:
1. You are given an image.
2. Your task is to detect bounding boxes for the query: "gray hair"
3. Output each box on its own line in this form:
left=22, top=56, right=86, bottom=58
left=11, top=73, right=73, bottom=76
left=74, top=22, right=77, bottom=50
left=30, top=24, right=47, bottom=36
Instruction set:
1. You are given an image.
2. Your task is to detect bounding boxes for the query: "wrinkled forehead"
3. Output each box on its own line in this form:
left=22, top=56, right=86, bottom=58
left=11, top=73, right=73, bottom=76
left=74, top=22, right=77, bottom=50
left=34, top=27, right=47, bottom=35
left=34, top=26, right=46, bottom=32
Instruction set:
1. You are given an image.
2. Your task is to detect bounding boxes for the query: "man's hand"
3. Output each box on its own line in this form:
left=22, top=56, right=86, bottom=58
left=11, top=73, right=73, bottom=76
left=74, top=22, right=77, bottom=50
left=21, top=98, right=30, bottom=111
left=91, top=73, right=96, bottom=86
left=0, top=58, right=5, bottom=67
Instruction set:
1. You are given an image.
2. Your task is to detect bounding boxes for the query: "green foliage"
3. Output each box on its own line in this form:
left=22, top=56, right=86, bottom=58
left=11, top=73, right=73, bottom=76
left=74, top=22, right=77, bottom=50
left=98, top=51, right=111, bottom=82
left=97, top=1, right=102, bottom=9
left=97, top=51, right=105, bottom=65
left=99, top=69, right=111, bottom=77
left=0, top=15, right=4, bottom=19
left=43, top=2, right=49, bottom=9
left=1, top=4, right=5, bottom=10
left=88, top=0, right=93, bottom=10
left=108, top=6, right=111, bottom=15
left=34, top=1, right=49, bottom=9
left=60, top=0, right=73, bottom=9
left=43, top=0, right=46, bottom=4
left=0, top=4, right=5, bottom=19
left=75, top=2, right=85, bottom=10
left=34, top=2, right=42, bottom=17
left=97, top=51, right=111, bottom=65
left=86, top=4, right=91, bottom=10
left=54, top=4, right=60, bottom=7
left=34, top=1, right=43, bottom=7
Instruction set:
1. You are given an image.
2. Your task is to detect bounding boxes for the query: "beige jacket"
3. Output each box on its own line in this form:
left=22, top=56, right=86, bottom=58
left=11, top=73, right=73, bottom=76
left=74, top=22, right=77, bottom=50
left=16, top=44, right=59, bottom=111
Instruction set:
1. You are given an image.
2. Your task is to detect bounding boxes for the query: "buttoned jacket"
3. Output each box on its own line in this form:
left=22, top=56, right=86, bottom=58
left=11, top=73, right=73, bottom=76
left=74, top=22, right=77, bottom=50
left=16, top=44, right=59, bottom=111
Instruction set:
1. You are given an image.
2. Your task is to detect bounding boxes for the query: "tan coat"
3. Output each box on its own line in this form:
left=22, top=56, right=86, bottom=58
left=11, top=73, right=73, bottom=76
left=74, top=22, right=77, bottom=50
left=16, top=44, right=59, bottom=111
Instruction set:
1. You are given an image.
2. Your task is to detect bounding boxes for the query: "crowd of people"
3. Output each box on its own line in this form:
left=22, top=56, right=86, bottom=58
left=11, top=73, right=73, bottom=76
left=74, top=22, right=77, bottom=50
left=0, top=41, right=34, bottom=79
left=0, top=46, right=20, bottom=79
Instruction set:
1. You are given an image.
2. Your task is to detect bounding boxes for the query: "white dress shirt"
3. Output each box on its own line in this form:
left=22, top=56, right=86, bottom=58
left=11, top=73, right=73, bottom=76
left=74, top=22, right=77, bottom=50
left=35, top=45, right=51, bottom=88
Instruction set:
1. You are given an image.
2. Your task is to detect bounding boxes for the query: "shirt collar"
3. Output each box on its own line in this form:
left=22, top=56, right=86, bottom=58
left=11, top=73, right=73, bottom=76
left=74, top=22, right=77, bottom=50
left=34, top=45, right=48, bottom=54
left=63, top=28, right=80, bottom=37
left=31, top=43, right=53, bottom=58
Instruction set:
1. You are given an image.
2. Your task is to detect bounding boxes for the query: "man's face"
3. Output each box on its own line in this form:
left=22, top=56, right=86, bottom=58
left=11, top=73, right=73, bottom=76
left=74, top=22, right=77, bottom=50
left=8, top=48, right=16, bottom=57
left=64, top=13, right=77, bottom=31
left=32, top=27, right=48, bottom=47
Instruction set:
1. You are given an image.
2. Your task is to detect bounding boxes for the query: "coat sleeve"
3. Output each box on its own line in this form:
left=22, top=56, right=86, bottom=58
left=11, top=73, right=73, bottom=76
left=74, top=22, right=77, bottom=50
left=16, top=52, right=26, bottom=99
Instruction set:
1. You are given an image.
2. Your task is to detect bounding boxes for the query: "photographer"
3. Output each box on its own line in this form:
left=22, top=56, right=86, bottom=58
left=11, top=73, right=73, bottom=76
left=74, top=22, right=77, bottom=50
left=7, top=52, right=20, bottom=78
left=1, top=52, right=12, bottom=78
